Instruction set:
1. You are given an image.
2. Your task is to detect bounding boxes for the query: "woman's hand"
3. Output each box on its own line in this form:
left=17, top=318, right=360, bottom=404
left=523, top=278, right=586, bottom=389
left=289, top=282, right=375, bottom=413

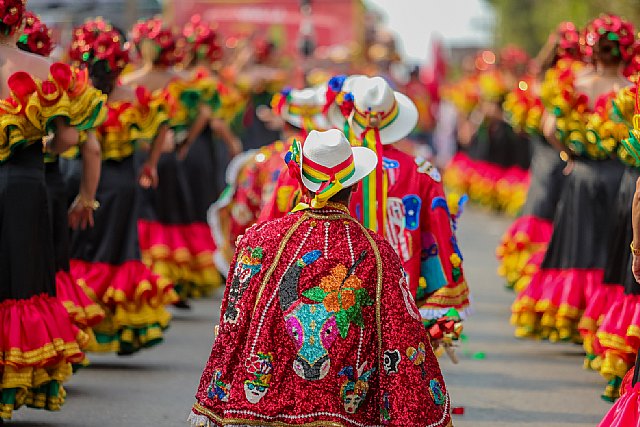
left=139, top=162, right=158, bottom=189
left=68, top=195, right=98, bottom=230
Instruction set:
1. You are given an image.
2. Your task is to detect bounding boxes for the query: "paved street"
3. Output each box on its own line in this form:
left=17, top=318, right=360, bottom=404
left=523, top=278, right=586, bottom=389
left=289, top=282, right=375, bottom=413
left=10, top=208, right=611, bottom=426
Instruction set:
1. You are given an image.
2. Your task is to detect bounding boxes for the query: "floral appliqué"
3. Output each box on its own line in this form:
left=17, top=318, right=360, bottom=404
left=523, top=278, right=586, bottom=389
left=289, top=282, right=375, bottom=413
left=303, top=251, right=373, bottom=338
left=406, top=342, right=427, bottom=379
left=207, top=370, right=230, bottom=402
left=224, top=246, right=263, bottom=324
left=244, top=352, right=273, bottom=404
left=338, top=362, right=376, bottom=414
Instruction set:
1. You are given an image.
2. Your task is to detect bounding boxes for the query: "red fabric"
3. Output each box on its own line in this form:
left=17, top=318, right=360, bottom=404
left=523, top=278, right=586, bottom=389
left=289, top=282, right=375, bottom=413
left=598, top=367, right=640, bottom=427
left=598, top=293, right=640, bottom=351
left=69, top=259, right=172, bottom=307
left=55, top=270, right=105, bottom=328
left=138, top=220, right=215, bottom=259
left=581, top=284, right=625, bottom=335
left=500, top=215, right=553, bottom=248
left=0, top=294, right=85, bottom=367
left=193, top=209, right=451, bottom=426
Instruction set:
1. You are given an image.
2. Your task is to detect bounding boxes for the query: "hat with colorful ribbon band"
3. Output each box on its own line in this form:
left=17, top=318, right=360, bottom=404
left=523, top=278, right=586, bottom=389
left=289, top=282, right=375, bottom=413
left=326, top=74, right=363, bottom=135
left=347, top=76, right=418, bottom=234
left=285, top=129, right=377, bottom=209
left=272, top=86, right=330, bottom=135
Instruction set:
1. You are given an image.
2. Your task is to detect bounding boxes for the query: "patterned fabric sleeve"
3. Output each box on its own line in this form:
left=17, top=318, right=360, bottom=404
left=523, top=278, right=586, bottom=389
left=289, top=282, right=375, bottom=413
left=376, top=247, right=452, bottom=427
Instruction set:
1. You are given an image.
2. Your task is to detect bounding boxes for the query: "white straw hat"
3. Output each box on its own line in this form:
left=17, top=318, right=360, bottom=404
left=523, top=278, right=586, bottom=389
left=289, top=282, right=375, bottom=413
left=277, top=86, right=330, bottom=131
left=348, top=76, right=418, bottom=145
left=289, top=129, right=377, bottom=196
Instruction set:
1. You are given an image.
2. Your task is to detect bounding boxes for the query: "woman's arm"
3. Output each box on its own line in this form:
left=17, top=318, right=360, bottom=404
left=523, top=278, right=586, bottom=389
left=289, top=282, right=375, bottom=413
left=69, top=131, right=101, bottom=230
left=48, top=116, right=80, bottom=153
left=139, top=124, right=169, bottom=188
left=210, top=117, right=243, bottom=158
left=632, top=177, right=640, bottom=283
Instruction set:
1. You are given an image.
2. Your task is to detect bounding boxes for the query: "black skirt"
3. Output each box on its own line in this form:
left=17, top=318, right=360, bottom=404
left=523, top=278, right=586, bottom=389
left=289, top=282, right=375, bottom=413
left=467, top=120, right=532, bottom=169
left=45, top=159, right=71, bottom=272
left=602, top=166, right=640, bottom=295
left=70, top=156, right=141, bottom=264
left=542, top=158, right=625, bottom=270
left=182, top=126, right=225, bottom=223
left=137, top=150, right=195, bottom=225
left=0, top=143, right=56, bottom=301
left=521, top=134, right=566, bottom=219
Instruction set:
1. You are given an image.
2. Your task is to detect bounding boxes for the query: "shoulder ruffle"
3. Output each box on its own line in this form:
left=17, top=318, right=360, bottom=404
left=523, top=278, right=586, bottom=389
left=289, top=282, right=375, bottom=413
left=166, top=70, right=219, bottom=130
left=503, top=77, right=543, bottom=134
left=97, top=86, right=169, bottom=161
left=541, top=60, right=628, bottom=159
left=0, top=63, right=107, bottom=163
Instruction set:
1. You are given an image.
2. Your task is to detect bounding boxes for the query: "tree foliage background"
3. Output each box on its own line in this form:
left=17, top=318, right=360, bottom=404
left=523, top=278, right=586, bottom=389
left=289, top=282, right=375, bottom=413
left=488, top=0, right=640, bottom=55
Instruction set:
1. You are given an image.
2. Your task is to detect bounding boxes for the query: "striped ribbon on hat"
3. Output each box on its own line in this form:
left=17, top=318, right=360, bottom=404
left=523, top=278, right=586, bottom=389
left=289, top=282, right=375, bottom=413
left=351, top=100, right=399, bottom=234
left=285, top=139, right=356, bottom=209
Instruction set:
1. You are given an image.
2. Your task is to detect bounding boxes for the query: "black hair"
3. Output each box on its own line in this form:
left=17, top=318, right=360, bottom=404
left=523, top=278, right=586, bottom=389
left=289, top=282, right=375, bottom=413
left=311, top=186, right=354, bottom=205
left=88, top=60, right=120, bottom=95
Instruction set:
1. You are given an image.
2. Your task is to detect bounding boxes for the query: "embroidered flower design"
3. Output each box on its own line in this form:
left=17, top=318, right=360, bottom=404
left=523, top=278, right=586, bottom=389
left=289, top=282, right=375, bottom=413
left=302, top=251, right=373, bottom=338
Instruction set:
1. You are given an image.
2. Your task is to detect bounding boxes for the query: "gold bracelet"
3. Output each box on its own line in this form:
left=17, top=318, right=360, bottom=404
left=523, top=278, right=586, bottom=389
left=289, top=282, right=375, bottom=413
left=74, top=195, right=100, bottom=211
left=631, top=242, right=640, bottom=256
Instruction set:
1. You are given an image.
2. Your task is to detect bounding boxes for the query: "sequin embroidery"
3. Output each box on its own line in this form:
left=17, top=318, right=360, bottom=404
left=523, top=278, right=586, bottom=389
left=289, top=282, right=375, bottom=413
left=429, top=379, right=446, bottom=405
left=224, top=246, right=264, bottom=324
left=244, top=352, right=273, bottom=404
left=383, top=349, right=401, bottom=374
left=338, top=362, right=376, bottom=414
left=207, top=370, right=230, bottom=402
left=406, top=342, right=427, bottom=379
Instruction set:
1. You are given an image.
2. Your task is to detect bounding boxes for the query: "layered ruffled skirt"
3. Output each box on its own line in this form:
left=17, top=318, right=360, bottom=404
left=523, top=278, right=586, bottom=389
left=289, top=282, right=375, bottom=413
left=444, top=152, right=530, bottom=215
left=1, top=145, right=87, bottom=419
left=512, top=158, right=624, bottom=342
left=497, top=136, right=565, bottom=291
left=69, top=156, right=176, bottom=355
left=138, top=148, right=221, bottom=300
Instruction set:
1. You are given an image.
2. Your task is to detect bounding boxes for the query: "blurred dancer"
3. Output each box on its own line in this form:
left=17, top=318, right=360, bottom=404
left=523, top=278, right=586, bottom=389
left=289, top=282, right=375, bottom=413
left=0, top=1, right=106, bottom=418
left=68, top=18, right=176, bottom=355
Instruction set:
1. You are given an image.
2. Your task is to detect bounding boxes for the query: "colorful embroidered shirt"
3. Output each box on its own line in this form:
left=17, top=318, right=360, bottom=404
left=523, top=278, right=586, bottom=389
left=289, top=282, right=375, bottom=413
left=191, top=206, right=452, bottom=427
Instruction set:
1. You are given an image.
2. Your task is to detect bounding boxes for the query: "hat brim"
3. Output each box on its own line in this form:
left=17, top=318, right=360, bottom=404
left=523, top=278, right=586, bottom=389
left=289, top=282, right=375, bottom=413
left=301, top=146, right=378, bottom=193
left=348, top=91, right=418, bottom=145
left=281, top=111, right=331, bottom=131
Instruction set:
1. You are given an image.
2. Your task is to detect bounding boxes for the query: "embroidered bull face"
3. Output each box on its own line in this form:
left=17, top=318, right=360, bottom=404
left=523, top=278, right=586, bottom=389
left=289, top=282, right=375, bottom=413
left=280, top=250, right=371, bottom=381
left=285, top=303, right=338, bottom=380
left=279, top=250, right=337, bottom=381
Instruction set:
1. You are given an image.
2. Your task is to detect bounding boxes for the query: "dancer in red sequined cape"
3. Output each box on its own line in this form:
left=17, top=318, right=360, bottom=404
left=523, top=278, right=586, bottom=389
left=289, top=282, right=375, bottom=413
left=189, top=130, right=452, bottom=427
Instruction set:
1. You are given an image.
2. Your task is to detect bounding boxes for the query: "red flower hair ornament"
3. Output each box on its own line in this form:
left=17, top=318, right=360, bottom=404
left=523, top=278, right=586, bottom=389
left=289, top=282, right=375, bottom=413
left=17, top=11, right=53, bottom=57
left=69, top=18, right=129, bottom=74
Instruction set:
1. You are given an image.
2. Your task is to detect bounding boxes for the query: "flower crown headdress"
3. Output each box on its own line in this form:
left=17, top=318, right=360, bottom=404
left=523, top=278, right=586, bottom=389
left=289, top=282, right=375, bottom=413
left=183, top=15, right=223, bottom=63
left=69, top=18, right=129, bottom=74
left=17, top=11, right=53, bottom=57
left=131, top=17, right=183, bottom=67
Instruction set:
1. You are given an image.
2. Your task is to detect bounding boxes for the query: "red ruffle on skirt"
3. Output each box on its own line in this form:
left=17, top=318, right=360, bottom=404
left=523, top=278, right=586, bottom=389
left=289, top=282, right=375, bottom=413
left=444, top=152, right=529, bottom=216
left=69, top=259, right=174, bottom=307
left=595, top=294, right=640, bottom=381
left=0, top=294, right=86, bottom=368
left=598, top=368, right=640, bottom=426
left=55, top=270, right=105, bottom=328
left=512, top=268, right=603, bottom=342
left=138, top=220, right=221, bottom=297
left=497, top=215, right=553, bottom=290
